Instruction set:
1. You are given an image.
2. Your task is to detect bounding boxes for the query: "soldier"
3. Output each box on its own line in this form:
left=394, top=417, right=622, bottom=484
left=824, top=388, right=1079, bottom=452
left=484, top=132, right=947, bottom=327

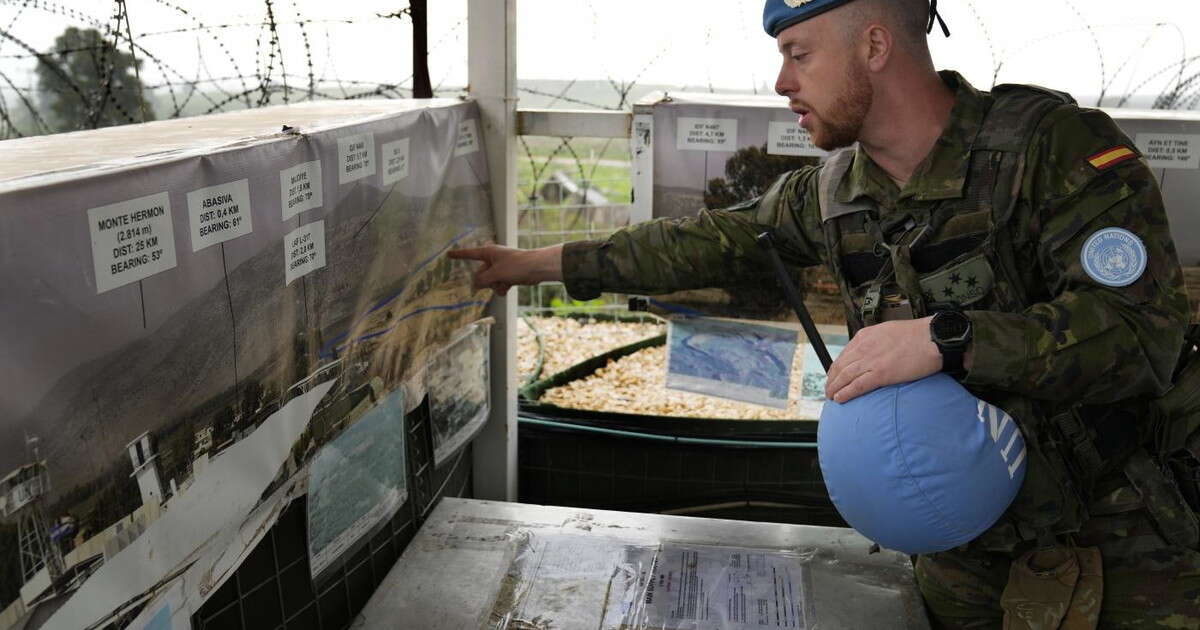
left=451, top=0, right=1199, bottom=627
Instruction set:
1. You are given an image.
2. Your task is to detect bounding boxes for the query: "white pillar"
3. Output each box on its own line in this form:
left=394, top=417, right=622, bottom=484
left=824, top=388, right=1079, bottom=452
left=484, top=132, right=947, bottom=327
left=468, top=0, right=518, bottom=501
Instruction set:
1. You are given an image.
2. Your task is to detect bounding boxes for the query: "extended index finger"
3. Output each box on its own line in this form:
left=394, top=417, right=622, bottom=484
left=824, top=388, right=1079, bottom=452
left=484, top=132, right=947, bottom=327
left=447, top=246, right=489, bottom=261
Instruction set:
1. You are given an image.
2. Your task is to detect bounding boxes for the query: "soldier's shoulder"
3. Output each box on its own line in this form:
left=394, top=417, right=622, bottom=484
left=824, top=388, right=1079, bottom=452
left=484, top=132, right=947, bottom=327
left=1025, top=103, right=1144, bottom=200
left=976, top=82, right=1077, bottom=155
left=991, top=82, right=1076, bottom=108
left=775, top=162, right=824, bottom=198
left=716, top=164, right=821, bottom=219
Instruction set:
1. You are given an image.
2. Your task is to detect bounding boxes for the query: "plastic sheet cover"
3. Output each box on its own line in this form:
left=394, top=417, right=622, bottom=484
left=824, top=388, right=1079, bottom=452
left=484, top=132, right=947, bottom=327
left=0, top=99, right=494, bottom=629
left=428, top=320, right=492, bottom=466
left=664, top=317, right=849, bottom=416
left=665, top=317, right=800, bottom=409
left=486, top=531, right=815, bottom=630
left=306, top=383, right=408, bottom=584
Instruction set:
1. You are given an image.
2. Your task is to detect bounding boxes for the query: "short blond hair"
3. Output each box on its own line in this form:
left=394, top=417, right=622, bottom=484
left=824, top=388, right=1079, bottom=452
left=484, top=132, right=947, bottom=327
left=841, top=0, right=930, bottom=49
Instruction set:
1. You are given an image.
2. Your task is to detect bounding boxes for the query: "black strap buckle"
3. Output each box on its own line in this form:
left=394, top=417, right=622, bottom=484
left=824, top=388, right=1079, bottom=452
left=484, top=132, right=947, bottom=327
left=1051, top=410, right=1105, bottom=487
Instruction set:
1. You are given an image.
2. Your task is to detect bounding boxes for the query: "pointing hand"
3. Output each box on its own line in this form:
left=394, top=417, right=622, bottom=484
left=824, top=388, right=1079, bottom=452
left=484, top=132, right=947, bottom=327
left=448, top=243, right=563, bottom=296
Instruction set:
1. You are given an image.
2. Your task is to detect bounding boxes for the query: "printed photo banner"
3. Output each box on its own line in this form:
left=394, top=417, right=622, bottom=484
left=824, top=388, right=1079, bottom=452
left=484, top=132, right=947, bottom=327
left=0, top=99, right=494, bottom=629
left=636, top=92, right=1200, bottom=264
left=634, top=91, right=826, bottom=222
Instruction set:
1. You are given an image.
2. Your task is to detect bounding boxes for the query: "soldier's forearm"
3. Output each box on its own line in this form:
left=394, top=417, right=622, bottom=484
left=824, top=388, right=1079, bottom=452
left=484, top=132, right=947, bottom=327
left=962, top=293, right=1186, bottom=403
left=561, top=205, right=830, bottom=302
left=558, top=168, right=826, bottom=301
left=527, top=244, right=563, bottom=284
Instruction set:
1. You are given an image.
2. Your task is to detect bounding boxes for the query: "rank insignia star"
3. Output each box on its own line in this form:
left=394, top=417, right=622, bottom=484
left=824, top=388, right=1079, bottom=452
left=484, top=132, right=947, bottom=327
left=965, top=276, right=978, bottom=288
left=949, top=272, right=962, bottom=285
left=942, top=287, right=955, bottom=298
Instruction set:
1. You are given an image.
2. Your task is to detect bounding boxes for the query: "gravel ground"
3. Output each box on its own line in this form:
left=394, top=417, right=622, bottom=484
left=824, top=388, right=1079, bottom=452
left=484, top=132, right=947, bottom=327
left=539, top=341, right=823, bottom=421
left=517, top=316, right=664, bottom=383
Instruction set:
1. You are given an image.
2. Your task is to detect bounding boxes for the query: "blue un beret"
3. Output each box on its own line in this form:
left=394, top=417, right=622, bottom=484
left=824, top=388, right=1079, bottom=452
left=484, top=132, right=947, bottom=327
left=763, top=0, right=858, bottom=37
left=764, top=0, right=950, bottom=38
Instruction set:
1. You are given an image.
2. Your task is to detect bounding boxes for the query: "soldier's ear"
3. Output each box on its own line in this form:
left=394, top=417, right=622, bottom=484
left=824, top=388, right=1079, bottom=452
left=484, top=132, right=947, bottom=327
left=863, top=24, right=893, bottom=72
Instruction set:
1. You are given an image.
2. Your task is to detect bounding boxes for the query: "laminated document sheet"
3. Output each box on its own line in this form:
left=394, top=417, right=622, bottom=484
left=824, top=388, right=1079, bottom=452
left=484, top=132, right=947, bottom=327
left=487, top=532, right=814, bottom=630
left=428, top=321, right=492, bottom=466
left=355, top=499, right=931, bottom=629
left=307, top=385, right=408, bottom=583
left=665, top=317, right=851, bottom=413
left=665, top=317, right=799, bottom=409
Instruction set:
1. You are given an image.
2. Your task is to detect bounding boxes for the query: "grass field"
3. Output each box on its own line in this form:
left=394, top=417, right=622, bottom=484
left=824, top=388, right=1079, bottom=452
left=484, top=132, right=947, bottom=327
left=515, top=136, right=633, bottom=255
left=516, top=136, right=632, bottom=202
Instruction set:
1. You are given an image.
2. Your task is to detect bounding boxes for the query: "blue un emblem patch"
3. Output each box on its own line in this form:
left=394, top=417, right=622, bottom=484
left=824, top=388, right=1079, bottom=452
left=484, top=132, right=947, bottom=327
left=1081, top=227, right=1147, bottom=287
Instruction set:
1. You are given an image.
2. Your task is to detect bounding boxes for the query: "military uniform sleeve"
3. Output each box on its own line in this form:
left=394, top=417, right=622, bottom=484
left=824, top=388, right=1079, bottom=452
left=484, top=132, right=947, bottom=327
left=561, top=166, right=826, bottom=300
left=963, top=107, right=1191, bottom=403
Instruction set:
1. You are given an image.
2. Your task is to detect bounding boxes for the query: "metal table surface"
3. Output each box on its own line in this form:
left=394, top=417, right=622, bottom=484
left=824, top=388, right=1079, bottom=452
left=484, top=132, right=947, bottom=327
left=354, top=498, right=931, bottom=629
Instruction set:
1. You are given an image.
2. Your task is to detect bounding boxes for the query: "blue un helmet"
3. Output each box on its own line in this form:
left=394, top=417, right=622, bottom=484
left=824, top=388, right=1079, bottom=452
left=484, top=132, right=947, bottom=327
left=818, top=374, right=1027, bottom=554
left=763, top=0, right=950, bottom=38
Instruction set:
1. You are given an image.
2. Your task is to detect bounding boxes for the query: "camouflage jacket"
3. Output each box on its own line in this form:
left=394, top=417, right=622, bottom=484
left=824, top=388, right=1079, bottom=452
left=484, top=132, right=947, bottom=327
left=562, top=71, right=1191, bottom=542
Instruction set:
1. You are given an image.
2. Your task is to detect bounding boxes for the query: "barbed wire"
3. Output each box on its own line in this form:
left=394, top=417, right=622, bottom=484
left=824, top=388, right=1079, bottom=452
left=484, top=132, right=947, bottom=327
left=2, top=1, right=1197, bottom=315
left=3, top=1, right=1200, bottom=199
left=0, top=0, right=432, bottom=138
left=5, top=3, right=1196, bottom=126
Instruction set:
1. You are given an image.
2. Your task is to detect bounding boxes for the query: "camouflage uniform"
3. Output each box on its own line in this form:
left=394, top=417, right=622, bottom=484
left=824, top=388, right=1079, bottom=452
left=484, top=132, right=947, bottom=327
left=562, top=72, right=1199, bottom=628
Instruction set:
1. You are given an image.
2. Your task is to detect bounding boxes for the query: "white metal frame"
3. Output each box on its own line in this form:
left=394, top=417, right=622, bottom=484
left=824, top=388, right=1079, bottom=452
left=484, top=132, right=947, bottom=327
left=468, top=0, right=518, bottom=501
left=516, top=109, right=630, bottom=139
left=468, top=1, right=650, bottom=501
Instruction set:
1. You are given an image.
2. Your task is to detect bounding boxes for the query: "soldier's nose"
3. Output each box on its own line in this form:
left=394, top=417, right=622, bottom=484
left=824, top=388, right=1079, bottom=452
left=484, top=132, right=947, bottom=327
left=775, top=66, right=794, bottom=97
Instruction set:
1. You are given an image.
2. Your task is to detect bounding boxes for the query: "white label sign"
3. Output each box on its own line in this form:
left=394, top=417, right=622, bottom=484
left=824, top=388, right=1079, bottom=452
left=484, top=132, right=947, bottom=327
left=186, top=179, right=253, bottom=252
left=285, top=221, right=326, bottom=285
left=454, top=120, right=480, bottom=157
left=280, top=160, right=323, bottom=220
left=1135, top=133, right=1200, bottom=170
left=88, top=192, right=178, bottom=294
left=338, top=133, right=376, bottom=184
left=768, top=121, right=826, bottom=157
left=381, top=138, right=411, bottom=186
left=676, top=117, right=738, bottom=152
left=632, top=113, right=654, bottom=224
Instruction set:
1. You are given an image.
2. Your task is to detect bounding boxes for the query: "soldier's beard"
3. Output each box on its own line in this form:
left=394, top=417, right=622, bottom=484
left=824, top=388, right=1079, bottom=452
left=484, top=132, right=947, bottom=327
left=811, top=61, right=873, bottom=151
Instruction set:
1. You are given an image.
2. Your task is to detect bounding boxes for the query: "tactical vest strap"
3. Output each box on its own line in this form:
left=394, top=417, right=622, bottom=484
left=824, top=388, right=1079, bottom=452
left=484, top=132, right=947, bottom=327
left=1050, top=409, right=1106, bottom=490
left=1125, top=447, right=1200, bottom=548
left=1158, top=323, right=1200, bottom=516
left=818, top=148, right=872, bottom=332
left=1174, top=323, right=1200, bottom=382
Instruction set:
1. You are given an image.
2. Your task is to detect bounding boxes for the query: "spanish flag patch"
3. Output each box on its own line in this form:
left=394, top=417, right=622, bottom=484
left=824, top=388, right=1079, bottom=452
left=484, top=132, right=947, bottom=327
left=1087, top=146, right=1137, bottom=171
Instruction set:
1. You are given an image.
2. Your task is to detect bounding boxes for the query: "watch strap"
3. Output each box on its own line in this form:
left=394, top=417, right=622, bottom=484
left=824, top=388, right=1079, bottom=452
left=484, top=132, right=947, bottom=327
left=940, top=347, right=966, bottom=378
left=930, top=311, right=971, bottom=379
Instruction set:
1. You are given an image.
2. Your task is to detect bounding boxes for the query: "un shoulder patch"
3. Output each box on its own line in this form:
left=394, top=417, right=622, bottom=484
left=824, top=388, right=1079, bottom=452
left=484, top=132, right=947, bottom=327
left=1087, top=146, right=1137, bottom=171
left=1081, top=228, right=1147, bottom=287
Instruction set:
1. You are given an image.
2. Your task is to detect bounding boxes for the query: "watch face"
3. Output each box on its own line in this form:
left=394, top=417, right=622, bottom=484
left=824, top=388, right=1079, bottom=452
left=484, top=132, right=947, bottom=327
left=933, top=312, right=971, bottom=343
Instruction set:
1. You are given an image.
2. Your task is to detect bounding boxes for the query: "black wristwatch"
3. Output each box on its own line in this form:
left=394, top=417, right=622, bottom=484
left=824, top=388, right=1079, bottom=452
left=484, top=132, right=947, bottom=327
left=930, top=310, right=972, bottom=378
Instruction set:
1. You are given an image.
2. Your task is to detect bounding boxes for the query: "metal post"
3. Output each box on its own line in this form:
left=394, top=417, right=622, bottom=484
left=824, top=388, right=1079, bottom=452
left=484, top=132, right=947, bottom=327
left=411, top=0, right=433, bottom=99
left=469, top=0, right=518, bottom=501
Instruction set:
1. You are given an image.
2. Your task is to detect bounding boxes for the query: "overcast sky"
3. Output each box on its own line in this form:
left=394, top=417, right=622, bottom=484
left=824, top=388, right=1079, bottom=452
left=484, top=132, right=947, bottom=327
left=0, top=1, right=1198, bottom=107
